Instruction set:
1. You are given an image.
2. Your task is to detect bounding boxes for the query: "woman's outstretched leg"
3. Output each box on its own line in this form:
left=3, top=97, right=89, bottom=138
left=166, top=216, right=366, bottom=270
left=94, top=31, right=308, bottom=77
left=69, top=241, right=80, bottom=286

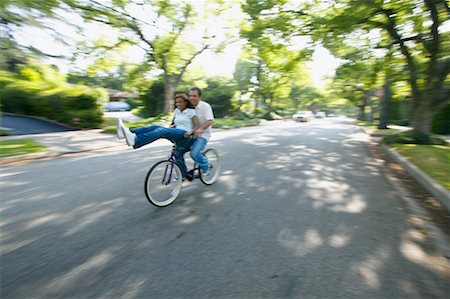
left=131, top=125, right=163, bottom=135
left=117, top=119, right=186, bottom=149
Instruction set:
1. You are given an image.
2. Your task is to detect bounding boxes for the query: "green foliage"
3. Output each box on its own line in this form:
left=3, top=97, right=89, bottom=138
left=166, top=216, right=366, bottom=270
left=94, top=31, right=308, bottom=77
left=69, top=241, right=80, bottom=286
left=101, top=114, right=172, bottom=133
left=383, top=130, right=448, bottom=146
left=391, top=144, right=450, bottom=191
left=233, top=59, right=257, bottom=94
left=240, top=0, right=449, bottom=134
left=126, top=98, right=141, bottom=110
left=383, top=100, right=448, bottom=133
left=140, top=80, right=165, bottom=117
left=203, top=77, right=235, bottom=118
left=432, top=104, right=450, bottom=135
left=0, top=138, right=47, bottom=158
left=212, top=117, right=260, bottom=129
left=387, top=99, right=412, bottom=126
left=0, top=65, right=105, bottom=128
left=239, top=3, right=321, bottom=117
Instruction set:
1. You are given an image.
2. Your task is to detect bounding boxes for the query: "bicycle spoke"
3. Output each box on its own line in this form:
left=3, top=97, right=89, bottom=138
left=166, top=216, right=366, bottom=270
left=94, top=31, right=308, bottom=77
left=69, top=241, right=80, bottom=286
left=145, top=160, right=183, bottom=207
left=200, top=149, right=221, bottom=185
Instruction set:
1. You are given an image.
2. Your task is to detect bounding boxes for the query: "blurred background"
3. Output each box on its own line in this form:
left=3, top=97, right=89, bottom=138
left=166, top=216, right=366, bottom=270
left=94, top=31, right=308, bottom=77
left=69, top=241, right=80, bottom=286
left=0, top=0, right=448, bottom=136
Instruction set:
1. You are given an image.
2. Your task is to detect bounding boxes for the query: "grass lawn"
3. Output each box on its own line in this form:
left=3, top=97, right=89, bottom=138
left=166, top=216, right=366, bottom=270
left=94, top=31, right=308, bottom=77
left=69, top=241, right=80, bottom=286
left=101, top=116, right=172, bottom=134
left=356, top=120, right=401, bottom=136
left=101, top=115, right=262, bottom=133
left=0, top=138, right=48, bottom=157
left=390, top=144, right=450, bottom=191
left=212, top=118, right=260, bottom=129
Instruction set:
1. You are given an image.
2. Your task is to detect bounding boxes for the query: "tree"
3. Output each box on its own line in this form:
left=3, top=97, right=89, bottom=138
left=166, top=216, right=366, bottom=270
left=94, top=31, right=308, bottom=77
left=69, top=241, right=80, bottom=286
left=319, top=0, right=449, bottom=135
left=68, top=0, right=234, bottom=113
left=1, top=0, right=77, bottom=66
left=243, top=0, right=450, bottom=136
left=3, top=0, right=237, bottom=113
left=203, top=77, right=235, bottom=118
left=240, top=1, right=322, bottom=116
left=233, top=57, right=258, bottom=112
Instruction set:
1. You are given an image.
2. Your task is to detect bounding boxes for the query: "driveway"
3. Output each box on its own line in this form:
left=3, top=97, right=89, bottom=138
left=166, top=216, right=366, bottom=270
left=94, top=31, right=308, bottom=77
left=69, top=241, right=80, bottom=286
left=103, top=111, right=143, bottom=123
left=1, top=112, right=143, bottom=136
left=1, top=113, right=75, bottom=135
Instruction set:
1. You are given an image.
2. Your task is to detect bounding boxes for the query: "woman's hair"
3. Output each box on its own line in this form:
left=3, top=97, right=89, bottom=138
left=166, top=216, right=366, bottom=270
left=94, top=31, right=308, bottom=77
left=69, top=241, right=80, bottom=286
left=174, top=92, right=193, bottom=108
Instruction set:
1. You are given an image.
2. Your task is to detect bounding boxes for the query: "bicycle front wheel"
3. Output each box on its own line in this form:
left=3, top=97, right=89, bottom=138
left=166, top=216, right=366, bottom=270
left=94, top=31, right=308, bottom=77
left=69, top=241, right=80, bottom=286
left=200, top=148, right=221, bottom=185
left=144, top=160, right=183, bottom=207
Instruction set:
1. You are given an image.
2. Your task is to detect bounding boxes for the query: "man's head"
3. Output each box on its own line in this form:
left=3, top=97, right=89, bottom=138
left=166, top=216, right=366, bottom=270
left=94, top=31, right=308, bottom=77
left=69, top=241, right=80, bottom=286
left=189, top=87, right=202, bottom=107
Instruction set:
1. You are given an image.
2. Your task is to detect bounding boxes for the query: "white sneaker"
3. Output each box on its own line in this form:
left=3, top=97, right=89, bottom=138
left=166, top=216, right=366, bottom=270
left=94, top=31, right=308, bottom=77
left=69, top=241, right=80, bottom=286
left=202, top=166, right=210, bottom=177
left=117, top=119, right=125, bottom=139
left=120, top=122, right=136, bottom=147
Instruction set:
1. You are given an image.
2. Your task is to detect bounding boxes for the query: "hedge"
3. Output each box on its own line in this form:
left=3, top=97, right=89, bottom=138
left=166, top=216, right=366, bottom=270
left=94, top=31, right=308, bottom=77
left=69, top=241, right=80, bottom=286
left=0, top=71, right=107, bottom=128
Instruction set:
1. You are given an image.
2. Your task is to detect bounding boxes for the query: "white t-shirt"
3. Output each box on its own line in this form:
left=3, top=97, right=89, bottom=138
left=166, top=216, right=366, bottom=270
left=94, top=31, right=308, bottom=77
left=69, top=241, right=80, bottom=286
left=174, top=108, right=196, bottom=132
left=195, top=101, right=214, bottom=141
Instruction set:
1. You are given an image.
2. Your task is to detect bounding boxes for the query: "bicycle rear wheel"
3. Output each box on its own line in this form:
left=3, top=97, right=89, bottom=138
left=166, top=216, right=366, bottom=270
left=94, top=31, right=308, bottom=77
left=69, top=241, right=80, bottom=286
left=200, top=148, right=221, bottom=185
left=145, top=160, right=183, bottom=207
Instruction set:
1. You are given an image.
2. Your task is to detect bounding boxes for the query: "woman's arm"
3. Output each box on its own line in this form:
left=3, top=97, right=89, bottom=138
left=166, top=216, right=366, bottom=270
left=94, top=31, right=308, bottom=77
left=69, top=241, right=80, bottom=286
left=169, top=117, right=176, bottom=128
left=184, top=115, right=199, bottom=138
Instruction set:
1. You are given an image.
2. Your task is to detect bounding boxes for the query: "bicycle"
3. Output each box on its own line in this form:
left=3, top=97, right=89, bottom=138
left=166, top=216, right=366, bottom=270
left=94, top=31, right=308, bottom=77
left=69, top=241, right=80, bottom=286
left=144, top=145, right=221, bottom=207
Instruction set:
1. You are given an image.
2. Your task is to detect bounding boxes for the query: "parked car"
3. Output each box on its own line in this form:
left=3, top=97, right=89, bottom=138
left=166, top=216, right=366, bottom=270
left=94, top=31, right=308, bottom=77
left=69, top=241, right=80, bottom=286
left=292, top=111, right=314, bottom=122
left=315, top=111, right=326, bottom=118
left=103, top=101, right=131, bottom=112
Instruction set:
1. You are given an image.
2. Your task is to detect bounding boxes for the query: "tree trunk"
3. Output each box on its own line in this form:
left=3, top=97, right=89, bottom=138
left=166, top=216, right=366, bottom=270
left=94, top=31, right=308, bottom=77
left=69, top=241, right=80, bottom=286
left=163, top=80, right=176, bottom=114
left=411, top=93, right=434, bottom=135
left=366, top=89, right=375, bottom=122
left=378, top=74, right=390, bottom=129
left=358, top=102, right=365, bottom=121
left=268, top=96, right=273, bottom=113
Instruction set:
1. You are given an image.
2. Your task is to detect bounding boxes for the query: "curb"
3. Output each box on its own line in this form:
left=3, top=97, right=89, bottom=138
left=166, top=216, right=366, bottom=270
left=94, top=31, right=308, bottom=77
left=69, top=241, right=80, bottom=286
left=0, top=151, right=62, bottom=167
left=381, top=143, right=450, bottom=213
left=0, top=143, right=126, bottom=167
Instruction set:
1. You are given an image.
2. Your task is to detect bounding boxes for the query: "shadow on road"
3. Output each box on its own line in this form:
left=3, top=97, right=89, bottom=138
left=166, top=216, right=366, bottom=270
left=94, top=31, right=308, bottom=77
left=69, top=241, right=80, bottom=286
left=1, top=118, right=449, bottom=298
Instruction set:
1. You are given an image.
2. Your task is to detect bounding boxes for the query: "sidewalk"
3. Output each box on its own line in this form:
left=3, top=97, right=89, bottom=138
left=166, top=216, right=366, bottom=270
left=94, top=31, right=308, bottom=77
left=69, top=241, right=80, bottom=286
left=0, top=129, right=126, bottom=166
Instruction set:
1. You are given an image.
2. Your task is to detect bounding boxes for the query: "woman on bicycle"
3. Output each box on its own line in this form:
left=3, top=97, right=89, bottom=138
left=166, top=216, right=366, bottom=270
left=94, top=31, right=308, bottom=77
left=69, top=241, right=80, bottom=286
left=117, top=92, right=199, bottom=152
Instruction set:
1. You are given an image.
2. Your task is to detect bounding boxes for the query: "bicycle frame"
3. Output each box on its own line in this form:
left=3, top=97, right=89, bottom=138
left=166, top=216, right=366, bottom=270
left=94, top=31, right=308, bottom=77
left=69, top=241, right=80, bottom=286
left=169, top=146, right=202, bottom=180
left=161, top=159, right=175, bottom=185
left=144, top=146, right=220, bottom=207
left=158, top=149, right=198, bottom=184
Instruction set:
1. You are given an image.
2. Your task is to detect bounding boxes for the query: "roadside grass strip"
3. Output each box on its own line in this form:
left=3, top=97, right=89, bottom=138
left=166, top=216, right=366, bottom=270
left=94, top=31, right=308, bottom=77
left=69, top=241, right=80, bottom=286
left=391, top=144, right=450, bottom=191
left=0, top=138, right=48, bottom=157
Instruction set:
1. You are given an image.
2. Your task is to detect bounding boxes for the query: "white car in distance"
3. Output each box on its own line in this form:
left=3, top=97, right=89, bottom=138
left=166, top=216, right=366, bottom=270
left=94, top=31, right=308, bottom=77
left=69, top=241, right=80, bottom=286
left=315, top=111, right=326, bottom=118
left=292, top=111, right=314, bottom=122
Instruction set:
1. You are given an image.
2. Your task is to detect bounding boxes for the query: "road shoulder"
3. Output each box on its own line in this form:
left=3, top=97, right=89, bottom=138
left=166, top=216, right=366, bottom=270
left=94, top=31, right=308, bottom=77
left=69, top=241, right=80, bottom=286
left=369, top=139, right=450, bottom=262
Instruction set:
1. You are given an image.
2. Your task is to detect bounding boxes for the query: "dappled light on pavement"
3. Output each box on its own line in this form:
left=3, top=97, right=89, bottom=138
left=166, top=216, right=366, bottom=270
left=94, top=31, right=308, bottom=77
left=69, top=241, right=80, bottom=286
left=1, top=118, right=449, bottom=298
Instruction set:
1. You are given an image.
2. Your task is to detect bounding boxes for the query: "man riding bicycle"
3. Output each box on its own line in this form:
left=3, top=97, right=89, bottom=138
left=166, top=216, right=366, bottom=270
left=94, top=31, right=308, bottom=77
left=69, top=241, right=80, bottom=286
left=174, top=87, right=214, bottom=180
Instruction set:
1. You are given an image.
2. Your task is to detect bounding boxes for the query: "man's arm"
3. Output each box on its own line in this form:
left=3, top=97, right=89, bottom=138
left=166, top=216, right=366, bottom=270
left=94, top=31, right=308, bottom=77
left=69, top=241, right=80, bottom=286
left=194, top=119, right=214, bottom=137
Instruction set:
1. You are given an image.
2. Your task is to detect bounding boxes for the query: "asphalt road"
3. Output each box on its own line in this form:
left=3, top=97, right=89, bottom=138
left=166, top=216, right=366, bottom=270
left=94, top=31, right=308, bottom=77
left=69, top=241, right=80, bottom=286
left=0, top=112, right=140, bottom=135
left=1, top=114, right=75, bottom=135
left=1, top=118, right=449, bottom=298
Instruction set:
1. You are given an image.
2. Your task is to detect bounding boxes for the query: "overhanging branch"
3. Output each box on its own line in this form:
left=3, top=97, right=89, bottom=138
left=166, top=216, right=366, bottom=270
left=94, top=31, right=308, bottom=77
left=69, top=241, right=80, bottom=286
left=175, top=44, right=209, bottom=85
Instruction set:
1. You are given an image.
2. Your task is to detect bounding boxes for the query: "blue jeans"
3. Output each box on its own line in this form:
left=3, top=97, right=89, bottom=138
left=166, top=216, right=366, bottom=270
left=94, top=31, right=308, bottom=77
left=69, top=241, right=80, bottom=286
left=190, top=137, right=209, bottom=172
left=131, top=125, right=187, bottom=149
left=173, top=137, right=194, bottom=177
left=173, top=137, right=208, bottom=176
